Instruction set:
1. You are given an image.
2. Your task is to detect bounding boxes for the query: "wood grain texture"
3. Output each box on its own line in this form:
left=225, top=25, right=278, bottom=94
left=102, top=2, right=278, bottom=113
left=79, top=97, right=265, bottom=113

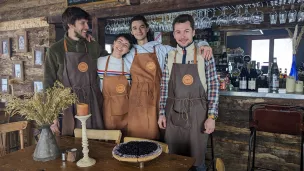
left=0, top=136, right=195, bottom=171
left=74, top=128, right=122, bottom=144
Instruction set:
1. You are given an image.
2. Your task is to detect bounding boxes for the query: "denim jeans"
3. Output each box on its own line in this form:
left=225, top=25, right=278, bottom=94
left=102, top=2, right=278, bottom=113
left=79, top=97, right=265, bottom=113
left=190, top=163, right=207, bottom=171
left=196, top=163, right=207, bottom=171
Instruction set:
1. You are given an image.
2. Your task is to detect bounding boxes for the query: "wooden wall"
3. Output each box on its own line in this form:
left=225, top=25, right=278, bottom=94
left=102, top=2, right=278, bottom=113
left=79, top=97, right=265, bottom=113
left=0, top=0, right=127, bottom=96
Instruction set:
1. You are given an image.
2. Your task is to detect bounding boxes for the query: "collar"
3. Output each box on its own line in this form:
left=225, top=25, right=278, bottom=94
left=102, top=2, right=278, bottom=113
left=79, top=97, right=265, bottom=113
left=64, top=32, right=86, bottom=45
left=176, top=41, right=195, bottom=52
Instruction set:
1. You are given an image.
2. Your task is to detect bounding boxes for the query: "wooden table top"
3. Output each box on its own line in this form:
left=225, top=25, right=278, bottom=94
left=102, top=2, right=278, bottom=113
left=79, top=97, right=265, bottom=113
left=0, top=136, right=195, bottom=171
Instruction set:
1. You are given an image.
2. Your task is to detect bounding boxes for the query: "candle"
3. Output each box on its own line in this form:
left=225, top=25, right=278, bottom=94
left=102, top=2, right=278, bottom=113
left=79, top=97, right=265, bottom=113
left=286, top=76, right=295, bottom=93
left=77, top=103, right=88, bottom=116
left=295, top=81, right=303, bottom=94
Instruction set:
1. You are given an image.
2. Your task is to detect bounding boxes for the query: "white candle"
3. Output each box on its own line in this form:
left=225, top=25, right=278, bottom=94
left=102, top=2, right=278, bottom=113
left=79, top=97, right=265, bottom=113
left=295, top=81, right=303, bottom=93
left=286, top=76, right=295, bottom=93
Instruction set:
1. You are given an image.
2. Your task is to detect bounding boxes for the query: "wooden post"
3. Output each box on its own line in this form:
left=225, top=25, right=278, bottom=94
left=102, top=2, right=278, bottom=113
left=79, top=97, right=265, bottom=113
left=92, top=17, right=106, bottom=49
left=19, top=130, right=24, bottom=150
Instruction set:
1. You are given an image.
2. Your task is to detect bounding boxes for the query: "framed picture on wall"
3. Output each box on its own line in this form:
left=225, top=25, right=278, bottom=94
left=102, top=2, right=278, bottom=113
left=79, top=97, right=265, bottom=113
left=33, top=81, right=43, bottom=93
left=0, top=76, right=10, bottom=94
left=16, top=31, right=28, bottom=53
left=33, top=47, right=45, bottom=67
left=0, top=38, right=11, bottom=57
left=12, top=61, right=24, bottom=81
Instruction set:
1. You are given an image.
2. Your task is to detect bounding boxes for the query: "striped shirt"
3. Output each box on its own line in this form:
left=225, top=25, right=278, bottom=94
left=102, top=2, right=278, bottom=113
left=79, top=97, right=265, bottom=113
left=159, top=42, right=219, bottom=119
left=97, top=56, right=131, bottom=92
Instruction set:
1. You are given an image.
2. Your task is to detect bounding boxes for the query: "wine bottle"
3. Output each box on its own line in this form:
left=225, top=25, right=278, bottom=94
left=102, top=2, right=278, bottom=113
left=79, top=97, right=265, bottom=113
left=239, top=64, right=249, bottom=91
left=269, top=58, right=279, bottom=93
left=248, top=61, right=257, bottom=91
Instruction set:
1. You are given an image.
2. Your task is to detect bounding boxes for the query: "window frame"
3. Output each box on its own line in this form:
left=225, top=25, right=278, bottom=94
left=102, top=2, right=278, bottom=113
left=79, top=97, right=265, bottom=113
left=248, top=35, right=290, bottom=67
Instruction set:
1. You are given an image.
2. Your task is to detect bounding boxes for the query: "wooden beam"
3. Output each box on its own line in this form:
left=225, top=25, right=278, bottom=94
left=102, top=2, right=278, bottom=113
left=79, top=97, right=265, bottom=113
left=129, top=0, right=140, bottom=5
left=93, top=0, right=271, bottom=18
left=48, top=0, right=271, bottom=23
left=98, top=19, right=106, bottom=49
left=91, top=17, right=106, bottom=49
left=0, top=17, right=49, bottom=31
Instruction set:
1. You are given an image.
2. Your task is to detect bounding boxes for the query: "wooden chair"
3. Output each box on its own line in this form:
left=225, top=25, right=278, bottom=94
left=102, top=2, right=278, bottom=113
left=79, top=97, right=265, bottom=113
left=74, top=128, right=122, bottom=144
left=0, top=121, right=28, bottom=156
left=216, top=158, right=225, bottom=171
left=247, top=103, right=304, bottom=171
left=123, top=137, right=169, bottom=153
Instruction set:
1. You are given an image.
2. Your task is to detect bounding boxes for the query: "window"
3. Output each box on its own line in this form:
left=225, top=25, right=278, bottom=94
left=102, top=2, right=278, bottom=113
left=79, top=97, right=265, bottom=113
left=251, top=39, right=270, bottom=65
left=105, top=44, right=112, bottom=54
left=251, top=38, right=292, bottom=74
left=274, top=38, right=292, bottom=74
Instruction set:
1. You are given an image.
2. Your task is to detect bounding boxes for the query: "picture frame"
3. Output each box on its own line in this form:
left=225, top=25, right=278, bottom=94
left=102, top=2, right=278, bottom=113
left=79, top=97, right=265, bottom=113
left=0, top=76, right=10, bottom=94
left=33, top=81, right=43, bottom=93
left=16, top=31, right=28, bottom=53
left=0, top=38, right=11, bottom=57
left=32, top=47, right=45, bottom=67
left=12, top=61, right=25, bottom=81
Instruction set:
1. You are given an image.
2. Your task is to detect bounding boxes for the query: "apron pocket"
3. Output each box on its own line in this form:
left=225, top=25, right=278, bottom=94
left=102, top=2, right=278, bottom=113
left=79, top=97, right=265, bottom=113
left=110, top=95, right=129, bottom=116
left=170, top=109, right=191, bottom=129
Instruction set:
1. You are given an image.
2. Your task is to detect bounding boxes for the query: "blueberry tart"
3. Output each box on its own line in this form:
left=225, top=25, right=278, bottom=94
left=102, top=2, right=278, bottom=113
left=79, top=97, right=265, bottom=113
left=112, top=141, right=162, bottom=162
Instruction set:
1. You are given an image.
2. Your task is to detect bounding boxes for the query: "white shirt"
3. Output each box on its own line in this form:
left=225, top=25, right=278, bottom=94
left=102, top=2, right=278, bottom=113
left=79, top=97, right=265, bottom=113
left=97, top=55, right=131, bottom=92
left=124, top=41, right=173, bottom=72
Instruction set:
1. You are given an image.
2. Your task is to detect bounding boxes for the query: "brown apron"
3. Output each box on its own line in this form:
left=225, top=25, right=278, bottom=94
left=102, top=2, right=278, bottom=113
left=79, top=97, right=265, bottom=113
left=61, top=39, right=104, bottom=136
left=128, top=47, right=162, bottom=140
left=102, top=56, right=129, bottom=135
left=164, top=49, right=209, bottom=166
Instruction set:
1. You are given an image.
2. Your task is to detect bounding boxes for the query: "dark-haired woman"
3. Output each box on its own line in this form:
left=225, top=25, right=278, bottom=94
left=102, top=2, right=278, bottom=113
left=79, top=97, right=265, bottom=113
left=125, top=15, right=213, bottom=140
left=97, top=34, right=132, bottom=135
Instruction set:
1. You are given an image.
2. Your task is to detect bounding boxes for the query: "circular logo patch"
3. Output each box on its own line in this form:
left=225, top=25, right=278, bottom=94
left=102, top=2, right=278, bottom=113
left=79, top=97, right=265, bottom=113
left=146, top=62, right=156, bottom=71
left=116, top=84, right=126, bottom=94
left=78, top=62, right=88, bottom=72
left=182, top=74, right=193, bottom=86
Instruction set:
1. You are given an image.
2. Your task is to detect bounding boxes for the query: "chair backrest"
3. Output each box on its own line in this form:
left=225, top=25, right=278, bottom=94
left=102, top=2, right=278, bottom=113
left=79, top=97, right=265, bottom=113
left=74, top=128, right=122, bottom=144
left=123, top=137, right=169, bottom=153
left=216, top=158, right=225, bottom=171
left=250, top=103, right=304, bottom=135
left=0, top=121, right=28, bottom=153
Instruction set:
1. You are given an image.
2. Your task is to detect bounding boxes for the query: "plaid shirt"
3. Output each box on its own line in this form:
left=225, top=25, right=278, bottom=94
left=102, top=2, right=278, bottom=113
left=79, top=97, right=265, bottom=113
left=159, top=51, right=219, bottom=119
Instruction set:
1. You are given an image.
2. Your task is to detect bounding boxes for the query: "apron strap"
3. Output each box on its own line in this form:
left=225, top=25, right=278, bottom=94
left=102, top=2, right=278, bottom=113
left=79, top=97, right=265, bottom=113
left=173, top=46, right=197, bottom=64
left=104, top=55, right=111, bottom=77
left=64, top=39, right=68, bottom=52
left=135, top=48, right=138, bottom=55
left=64, top=39, right=88, bottom=53
left=122, top=58, right=125, bottom=75
left=153, top=46, right=156, bottom=54
left=194, top=46, right=197, bottom=64
left=104, top=55, right=125, bottom=76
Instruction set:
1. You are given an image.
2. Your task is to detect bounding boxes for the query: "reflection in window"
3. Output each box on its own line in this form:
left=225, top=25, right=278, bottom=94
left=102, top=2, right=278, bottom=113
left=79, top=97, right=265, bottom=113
left=105, top=44, right=112, bottom=54
left=1, top=78, right=8, bottom=92
left=274, top=38, right=292, bottom=74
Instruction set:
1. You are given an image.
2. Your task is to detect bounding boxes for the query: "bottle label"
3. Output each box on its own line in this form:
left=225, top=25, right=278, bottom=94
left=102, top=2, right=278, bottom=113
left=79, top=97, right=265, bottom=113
left=239, top=80, right=247, bottom=89
left=248, top=80, right=256, bottom=90
left=272, top=75, right=279, bottom=88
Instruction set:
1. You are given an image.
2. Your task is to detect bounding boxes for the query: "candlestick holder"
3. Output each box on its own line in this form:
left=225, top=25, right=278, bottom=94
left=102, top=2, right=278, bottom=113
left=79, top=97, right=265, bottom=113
left=75, top=114, right=96, bottom=167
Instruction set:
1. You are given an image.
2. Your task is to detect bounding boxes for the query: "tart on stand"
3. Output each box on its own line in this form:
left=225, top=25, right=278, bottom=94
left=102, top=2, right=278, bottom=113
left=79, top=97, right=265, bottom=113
left=112, top=141, right=162, bottom=168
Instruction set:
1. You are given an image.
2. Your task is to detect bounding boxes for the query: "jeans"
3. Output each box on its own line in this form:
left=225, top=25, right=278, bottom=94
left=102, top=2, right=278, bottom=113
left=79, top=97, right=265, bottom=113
left=190, top=163, right=207, bottom=171
left=196, top=163, right=207, bottom=171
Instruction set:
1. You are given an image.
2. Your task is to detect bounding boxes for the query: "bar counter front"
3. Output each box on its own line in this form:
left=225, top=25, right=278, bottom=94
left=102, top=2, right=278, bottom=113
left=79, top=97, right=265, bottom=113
left=214, top=91, right=303, bottom=171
